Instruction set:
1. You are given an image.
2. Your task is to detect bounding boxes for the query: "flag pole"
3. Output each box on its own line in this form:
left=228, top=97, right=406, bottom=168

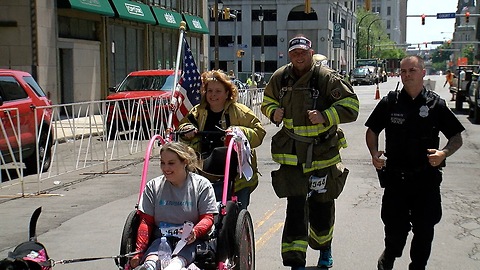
left=167, top=21, right=187, bottom=131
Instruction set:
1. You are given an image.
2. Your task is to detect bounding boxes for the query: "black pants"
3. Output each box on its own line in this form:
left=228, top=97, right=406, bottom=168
left=381, top=169, right=442, bottom=270
left=281, top=196, right=335, bottom=267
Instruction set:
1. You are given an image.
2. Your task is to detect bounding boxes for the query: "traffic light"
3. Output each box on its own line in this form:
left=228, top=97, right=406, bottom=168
left=421, top=14, right=425, bottom=25
left=223, top=8, right=230, bottom=20
left=236, top=50, right=245, bottom=58
left=424, top=42, right=428, bottom=48
left=365, top=0, right=371, bottom=11
left=465, top=12, right=470, bottom=23
left=305, top=0, right=311, bottom=14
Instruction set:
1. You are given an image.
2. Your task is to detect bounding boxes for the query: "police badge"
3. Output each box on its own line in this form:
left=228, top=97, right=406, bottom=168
left=419, top=105, right=429, bottom=117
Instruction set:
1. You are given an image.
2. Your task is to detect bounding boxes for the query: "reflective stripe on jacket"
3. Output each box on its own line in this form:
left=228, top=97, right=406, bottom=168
left=261, top=63, right=359, bottom=172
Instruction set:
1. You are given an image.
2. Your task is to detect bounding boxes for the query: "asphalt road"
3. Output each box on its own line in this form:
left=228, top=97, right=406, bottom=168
left=1, top=75, right=479, bottom=269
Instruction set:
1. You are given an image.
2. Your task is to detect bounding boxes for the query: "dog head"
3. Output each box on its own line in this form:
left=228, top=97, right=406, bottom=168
left=0, top=259, right=30, bottom=270
left=0, top=207, right=51, bottom=270
left=0, top=241, right=51, bottom=270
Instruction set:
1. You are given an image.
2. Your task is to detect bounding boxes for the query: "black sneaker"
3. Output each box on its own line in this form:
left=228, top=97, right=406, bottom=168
left=377, top=251, right=395, bottom=270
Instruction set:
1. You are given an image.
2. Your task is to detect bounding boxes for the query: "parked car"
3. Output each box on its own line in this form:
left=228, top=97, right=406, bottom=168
left=363, top=65, right=381, bottom=84
left=0, top=69, right=53, bottom=174
left=467, top=72, right=480, bottom=124
left=350, top=67, right=376, bottom=86
left=452, top=65, right=478, bottom=111
left=106, top=70, right=180, bottom=138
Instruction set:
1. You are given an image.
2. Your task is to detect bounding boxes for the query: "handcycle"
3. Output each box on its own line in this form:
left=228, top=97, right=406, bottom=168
left=116, top=128, right=255, bottom=270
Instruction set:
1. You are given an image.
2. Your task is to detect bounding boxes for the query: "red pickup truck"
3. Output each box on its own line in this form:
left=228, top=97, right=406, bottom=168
left=0, top=69, right=53, bottom=175
left=106, top=69, right=179, bottom=139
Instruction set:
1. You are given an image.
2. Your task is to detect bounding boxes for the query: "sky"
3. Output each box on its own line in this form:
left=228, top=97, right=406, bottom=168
left=406, top=0, right=458, bottom=46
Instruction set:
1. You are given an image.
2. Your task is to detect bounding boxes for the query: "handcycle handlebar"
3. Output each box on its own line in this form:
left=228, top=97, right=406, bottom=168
left=174, top=126, right=226, bottom=136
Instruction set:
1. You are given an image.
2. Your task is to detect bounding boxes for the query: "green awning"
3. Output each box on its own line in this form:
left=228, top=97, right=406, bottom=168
left=61, top=0, right=115, bottom=16
left=151, top=7, right=182, bottom=29
left=110, top=0, right=156, bottom=25
left=182, top=14, right=209, bottom=34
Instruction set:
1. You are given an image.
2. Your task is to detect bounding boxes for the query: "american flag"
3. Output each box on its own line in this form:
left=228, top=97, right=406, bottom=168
left=172, top=38, right=201, bottom=127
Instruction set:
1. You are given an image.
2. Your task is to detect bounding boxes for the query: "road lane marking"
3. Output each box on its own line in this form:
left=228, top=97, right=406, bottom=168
left=255, top=222, right=283, bottom=250
left=254, top=207, right=277, bottom=230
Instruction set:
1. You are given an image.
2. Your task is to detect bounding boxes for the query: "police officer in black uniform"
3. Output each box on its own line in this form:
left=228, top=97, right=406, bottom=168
left=365, top=55, right=464, bottom=270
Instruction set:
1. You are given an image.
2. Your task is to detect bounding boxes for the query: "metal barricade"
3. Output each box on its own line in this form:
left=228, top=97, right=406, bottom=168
left=1, top=92, right=267, bottom=197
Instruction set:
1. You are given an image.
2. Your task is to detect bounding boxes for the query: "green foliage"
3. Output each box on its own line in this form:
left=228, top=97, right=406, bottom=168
left=356, top=10, right=405, bottom=60
left=462, top=44, right=475, bottom=64
left=430, top=41, right=452, bottom=71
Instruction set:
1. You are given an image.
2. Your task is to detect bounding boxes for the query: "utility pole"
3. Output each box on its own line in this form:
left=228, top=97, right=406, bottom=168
left=214, top=0, right=223, bottom=69
left=231, top=10, right=238, bottom=79
left=259, top=5, right=265, bottom=87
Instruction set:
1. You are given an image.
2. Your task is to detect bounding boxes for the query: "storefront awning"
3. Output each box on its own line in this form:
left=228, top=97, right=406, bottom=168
left=151, top=7, right=182, bottom=29
left=182, top=14, right=209, bottom=34
left=110, top=0, right=156, bottom=25
left=61, top=0, right=115, bottom=16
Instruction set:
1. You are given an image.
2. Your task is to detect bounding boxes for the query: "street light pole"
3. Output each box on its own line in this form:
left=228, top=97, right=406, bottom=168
left=356, top=12, right=379, bottom=58
left=259, top=5, right=265, bottom=86
left=366, top=18, right=381, bottom=58
left=214, top=0, right=223, bottom=69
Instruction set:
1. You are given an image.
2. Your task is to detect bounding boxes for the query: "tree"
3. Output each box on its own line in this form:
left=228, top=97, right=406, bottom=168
left=356, top=10, right=405, bottom=59
left=462, top=44, right=475, bottom=64
left=430, top=41, right=453, bottom=71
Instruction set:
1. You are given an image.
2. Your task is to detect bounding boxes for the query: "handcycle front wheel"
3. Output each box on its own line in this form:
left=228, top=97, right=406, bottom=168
left=118, top=210, right=140, bottom=269
left=233, top=209, right=255, bottom=270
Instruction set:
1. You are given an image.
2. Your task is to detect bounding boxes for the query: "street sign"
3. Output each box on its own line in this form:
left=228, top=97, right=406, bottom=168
left=431, top=41, right=444, bottom=44
left=334, top=23, right=341, bottom=32
left=333, top=38, right=341, bottom=48
left=333, top=23, right=341, bottom=48
left=437, top=12, right=456, bottom=19
left=333, top=23, right=341, bottom=38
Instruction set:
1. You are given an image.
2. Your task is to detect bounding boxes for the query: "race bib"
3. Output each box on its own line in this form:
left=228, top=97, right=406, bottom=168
left=309, top=175, right=327, bottom=194
left=159, top=222, right=183, bottom=238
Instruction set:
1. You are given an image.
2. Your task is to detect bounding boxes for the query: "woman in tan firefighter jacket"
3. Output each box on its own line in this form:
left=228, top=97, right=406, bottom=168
left=178, top=69, right=266, bottom=210
left=261, top=35, right=359, bottom=270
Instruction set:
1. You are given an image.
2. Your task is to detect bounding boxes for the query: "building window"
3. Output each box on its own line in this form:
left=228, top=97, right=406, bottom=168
left=286, top=6, right=316, bottom=21
left=387, top=6, right=391, bottom=16
left=152, top=30, right=177, bottom=70
left=209, top=35, right=245, bottom=48
left=254, top=60, right=278, bottom=73
left=58, top=16, right=98, bottom=41
left=252, top=9, right=277, bottom=21
left=252, top=35, right=278, bottom=47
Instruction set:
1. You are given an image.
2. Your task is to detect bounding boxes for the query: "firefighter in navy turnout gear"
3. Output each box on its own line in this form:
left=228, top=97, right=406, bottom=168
left=365, top=56, right=464, bottom=270
left=261, top=35, right=359, bottom=270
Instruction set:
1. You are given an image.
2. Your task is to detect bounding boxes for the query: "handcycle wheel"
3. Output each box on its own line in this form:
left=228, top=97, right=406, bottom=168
left=118, top=210, right=140, bottom=269
left=233, top=209, right=255, bottom=270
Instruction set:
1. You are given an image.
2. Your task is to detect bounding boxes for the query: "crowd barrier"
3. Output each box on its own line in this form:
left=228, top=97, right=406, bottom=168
left=0, top=88, right=267, bottom=196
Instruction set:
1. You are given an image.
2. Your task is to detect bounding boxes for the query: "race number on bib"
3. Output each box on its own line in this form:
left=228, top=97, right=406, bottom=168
left=159, top=222, right=183, bottom=238
left=309, top=175, right=327, bottom=194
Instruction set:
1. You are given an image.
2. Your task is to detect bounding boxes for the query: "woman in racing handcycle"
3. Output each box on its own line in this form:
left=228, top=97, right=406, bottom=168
left=178, top=69, right=266, bottom=210
left=130, top=141, right=218, bottom=270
